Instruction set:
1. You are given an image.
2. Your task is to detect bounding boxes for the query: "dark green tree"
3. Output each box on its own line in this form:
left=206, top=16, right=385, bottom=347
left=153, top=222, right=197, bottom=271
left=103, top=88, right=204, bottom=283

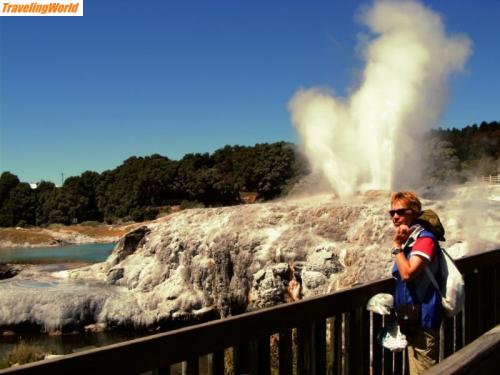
left=0, top=183, right=37, bottom=226
left=0, top=172, right=20, bottom=207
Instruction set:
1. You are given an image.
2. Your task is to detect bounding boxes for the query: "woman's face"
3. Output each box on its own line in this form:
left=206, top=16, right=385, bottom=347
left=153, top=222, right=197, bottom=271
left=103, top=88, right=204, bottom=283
left=390, top=199, right=418, bottom=228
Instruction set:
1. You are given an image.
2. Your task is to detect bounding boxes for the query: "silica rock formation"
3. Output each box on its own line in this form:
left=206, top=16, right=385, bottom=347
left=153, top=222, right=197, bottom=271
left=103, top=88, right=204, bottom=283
left=0, top=185, right=498, bottom=333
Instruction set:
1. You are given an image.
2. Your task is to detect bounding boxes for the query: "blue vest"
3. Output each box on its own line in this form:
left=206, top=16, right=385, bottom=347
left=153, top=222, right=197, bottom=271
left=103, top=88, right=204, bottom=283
left=392, top=228, right=443, bottom=331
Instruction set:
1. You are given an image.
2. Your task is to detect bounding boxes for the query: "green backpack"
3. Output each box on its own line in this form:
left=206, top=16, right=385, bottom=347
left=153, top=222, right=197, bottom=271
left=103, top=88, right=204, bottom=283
left=416, top=209, right=445, bottom=241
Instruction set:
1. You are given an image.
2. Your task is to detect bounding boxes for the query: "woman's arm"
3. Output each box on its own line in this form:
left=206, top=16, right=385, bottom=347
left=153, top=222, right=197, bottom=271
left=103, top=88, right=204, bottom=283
left=394, top=253, right=428, bottom=282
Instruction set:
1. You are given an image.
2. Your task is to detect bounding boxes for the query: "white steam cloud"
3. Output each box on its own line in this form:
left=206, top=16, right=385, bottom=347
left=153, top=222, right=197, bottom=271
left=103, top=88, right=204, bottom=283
left=289, top=0, right=471, bottom=198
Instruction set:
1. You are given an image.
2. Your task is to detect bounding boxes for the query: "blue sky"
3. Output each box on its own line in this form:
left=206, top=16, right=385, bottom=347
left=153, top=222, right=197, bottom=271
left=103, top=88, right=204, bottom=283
left=1, top=0, right=499, bottom=184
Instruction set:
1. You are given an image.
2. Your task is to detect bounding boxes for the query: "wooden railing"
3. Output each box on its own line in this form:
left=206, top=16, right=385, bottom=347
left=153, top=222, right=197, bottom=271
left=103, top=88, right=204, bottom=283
left=471, top=174, right=500, bottom=184
left=1, top=248, right=499, bottom=375
left=426, top=324, right=500, bottom=375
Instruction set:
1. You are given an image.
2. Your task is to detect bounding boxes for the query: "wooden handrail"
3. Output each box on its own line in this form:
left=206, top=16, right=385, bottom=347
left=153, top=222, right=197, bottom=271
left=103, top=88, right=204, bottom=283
left=426, top=324, right=500, bottom=374
left=1, top=248, right=499, bottom=375
left=0, top=278, right=393, bottom=375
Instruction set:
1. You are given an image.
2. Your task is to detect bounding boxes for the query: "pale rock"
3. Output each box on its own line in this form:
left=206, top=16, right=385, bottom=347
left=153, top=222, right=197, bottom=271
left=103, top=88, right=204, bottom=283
left=0, top=185, right=498, bottom=333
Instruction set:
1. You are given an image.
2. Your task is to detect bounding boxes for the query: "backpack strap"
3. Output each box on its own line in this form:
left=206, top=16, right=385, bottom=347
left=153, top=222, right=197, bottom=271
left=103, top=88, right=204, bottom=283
left=424, top=266, right=443, bottom=298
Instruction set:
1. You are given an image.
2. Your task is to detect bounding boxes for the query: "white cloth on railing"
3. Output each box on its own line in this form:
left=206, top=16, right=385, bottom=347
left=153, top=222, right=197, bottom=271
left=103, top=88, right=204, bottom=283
left=366, top=293, right=394, bottom=315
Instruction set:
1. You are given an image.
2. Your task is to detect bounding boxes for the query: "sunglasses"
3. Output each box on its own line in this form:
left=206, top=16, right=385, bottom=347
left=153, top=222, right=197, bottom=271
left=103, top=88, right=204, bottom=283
left=388, top=208, right=413, bottom=217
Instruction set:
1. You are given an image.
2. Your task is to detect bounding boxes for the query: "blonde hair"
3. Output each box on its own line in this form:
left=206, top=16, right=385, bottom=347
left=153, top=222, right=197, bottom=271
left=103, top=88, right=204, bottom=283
left=391, top=191, right=422, bottom=214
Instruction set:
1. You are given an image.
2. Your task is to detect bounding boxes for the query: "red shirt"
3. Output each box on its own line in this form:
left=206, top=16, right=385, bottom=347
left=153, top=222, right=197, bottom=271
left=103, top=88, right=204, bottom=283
left=411, top=237, right=436, bottom=261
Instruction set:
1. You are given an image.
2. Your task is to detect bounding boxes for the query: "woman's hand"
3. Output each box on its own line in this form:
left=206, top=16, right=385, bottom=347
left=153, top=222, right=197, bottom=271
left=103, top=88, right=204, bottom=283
left=393, top=224, right=410, bottom=248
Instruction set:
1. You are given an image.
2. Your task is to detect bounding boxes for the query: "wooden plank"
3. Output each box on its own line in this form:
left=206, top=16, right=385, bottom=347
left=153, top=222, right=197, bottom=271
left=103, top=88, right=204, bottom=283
left=393, top=351, right=403, bottom=375
left=443, top=317, right=454, bottom=358
left=183, top=358, right=198, bottom=375
left=332, top=314, right=343, bottom=375
left=464, top=270, right=481, bottom=344
left=256, top=336, right=271, bottom=375
left=233, top=343, right=250, bottom=375
left=346, top=308, right=369, bottom=375
left=278, top=331, right=293, bottom=375
left=470, top=270, right=481, bottom=342
left=382, top=349, right=393, bottom=375
left=455, top=312, right=464, bottom=352
left=296, top=321, right=326, bottom=374
left=342, top=313, right=350, bottom=375
left=382, top=316, right=393, bottom=375
left=371, top=314, right=383, bottom=375
left=425, top=324, right=500, bottom=375
left=314, top=320, right=327, bottom=375
left=403, top=350, right=409, bottom=375
left=210, top=351, right=224, bottom=375
left=464, top=273, right=471, bottom=345
left=296, top=324, right=313, bottom=374
left=496, top=264, right=500, bottom=325
left=479, top=267, right=496, bottom=334
left=361, top=309, right=370, bottom=374
left=153, top=367, right=170, bottom=375
left=455, top=248, right=500, bottom=274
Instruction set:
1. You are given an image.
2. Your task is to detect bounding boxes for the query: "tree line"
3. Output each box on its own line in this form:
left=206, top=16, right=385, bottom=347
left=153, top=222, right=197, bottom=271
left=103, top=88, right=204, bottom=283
left=0, top=142, right=307, bottom=227
left=423, top=120, right=500, bottom=184
left=0, top=121, right=498, bottom=227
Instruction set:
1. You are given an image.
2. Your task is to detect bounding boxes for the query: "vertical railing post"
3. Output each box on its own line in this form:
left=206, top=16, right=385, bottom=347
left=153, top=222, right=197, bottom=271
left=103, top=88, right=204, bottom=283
left=296, top=320, right=326, bottom=374
left=210, top=351, right=224, bottom=375
left=279, top=330, right=293, bottom=375
left=382, top=316, right=393, bottom=375
left=479, top=267, right=496, bottom=334
left=153, top=367, right=171, bottom=375
left=464, top=269, right=481, bottom=344
left=393, top=351, right=403, bottom=375
left=254, top=336, right=271, bottom=375
left=234, top=343, right=250, bottom=374
left=442, top=317, right=454, bottom=358
left=454, top=312, right=464, bottom=351
left=332, top=314, right=343, bottom=375
left=296, top=325, right=309, bottom=374
left=314, top=319, right=327, bottom=374
left=496, top=264, right=500, bottom=325
left=372, top=313, right=383, bottom=375
left=183, top=358, right=199, bottom=375
left=346, top=307, right=369, bottom=375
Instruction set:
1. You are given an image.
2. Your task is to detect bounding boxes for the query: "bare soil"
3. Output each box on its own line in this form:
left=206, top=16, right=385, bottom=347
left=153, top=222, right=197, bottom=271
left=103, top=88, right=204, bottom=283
left=0, top=223, right=142, bottom=248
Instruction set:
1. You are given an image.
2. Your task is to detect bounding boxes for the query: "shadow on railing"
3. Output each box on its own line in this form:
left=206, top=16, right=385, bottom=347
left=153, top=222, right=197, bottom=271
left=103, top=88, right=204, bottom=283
left=1, top=248, right=499, bottom=375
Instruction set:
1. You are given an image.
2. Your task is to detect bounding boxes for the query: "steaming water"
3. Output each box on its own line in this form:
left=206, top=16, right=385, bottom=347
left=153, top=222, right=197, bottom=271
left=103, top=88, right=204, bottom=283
left=0, top=243, right=115, bottom=264
left=289, top=0, right=471, bottom=197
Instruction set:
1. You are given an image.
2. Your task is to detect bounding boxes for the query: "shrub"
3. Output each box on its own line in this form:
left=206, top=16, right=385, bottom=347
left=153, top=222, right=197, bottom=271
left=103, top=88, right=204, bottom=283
left=15, top=220, right=29, bottom=228
left=130, top=207, right=159, bottom=222
left=4, top=342, right=45, bottom=367
left=180, top=200, right=205, bottom=210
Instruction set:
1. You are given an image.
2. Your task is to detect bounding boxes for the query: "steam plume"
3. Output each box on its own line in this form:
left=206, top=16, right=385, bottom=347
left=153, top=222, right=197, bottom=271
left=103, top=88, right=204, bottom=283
left=289, top=0, right=471, bottom=198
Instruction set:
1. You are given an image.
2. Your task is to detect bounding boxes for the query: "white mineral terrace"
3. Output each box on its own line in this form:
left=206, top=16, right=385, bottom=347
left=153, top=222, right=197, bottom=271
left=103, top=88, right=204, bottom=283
left=0, top=185, right=498, bottom=333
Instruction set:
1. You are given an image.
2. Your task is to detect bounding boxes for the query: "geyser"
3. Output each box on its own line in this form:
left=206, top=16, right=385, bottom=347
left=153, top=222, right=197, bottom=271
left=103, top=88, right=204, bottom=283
left=289, top=0, right=471, bottom=198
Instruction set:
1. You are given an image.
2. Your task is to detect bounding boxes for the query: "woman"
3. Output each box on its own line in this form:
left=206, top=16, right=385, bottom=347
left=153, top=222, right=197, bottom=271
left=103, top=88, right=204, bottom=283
left=390, top=191, right=442, bottom=375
